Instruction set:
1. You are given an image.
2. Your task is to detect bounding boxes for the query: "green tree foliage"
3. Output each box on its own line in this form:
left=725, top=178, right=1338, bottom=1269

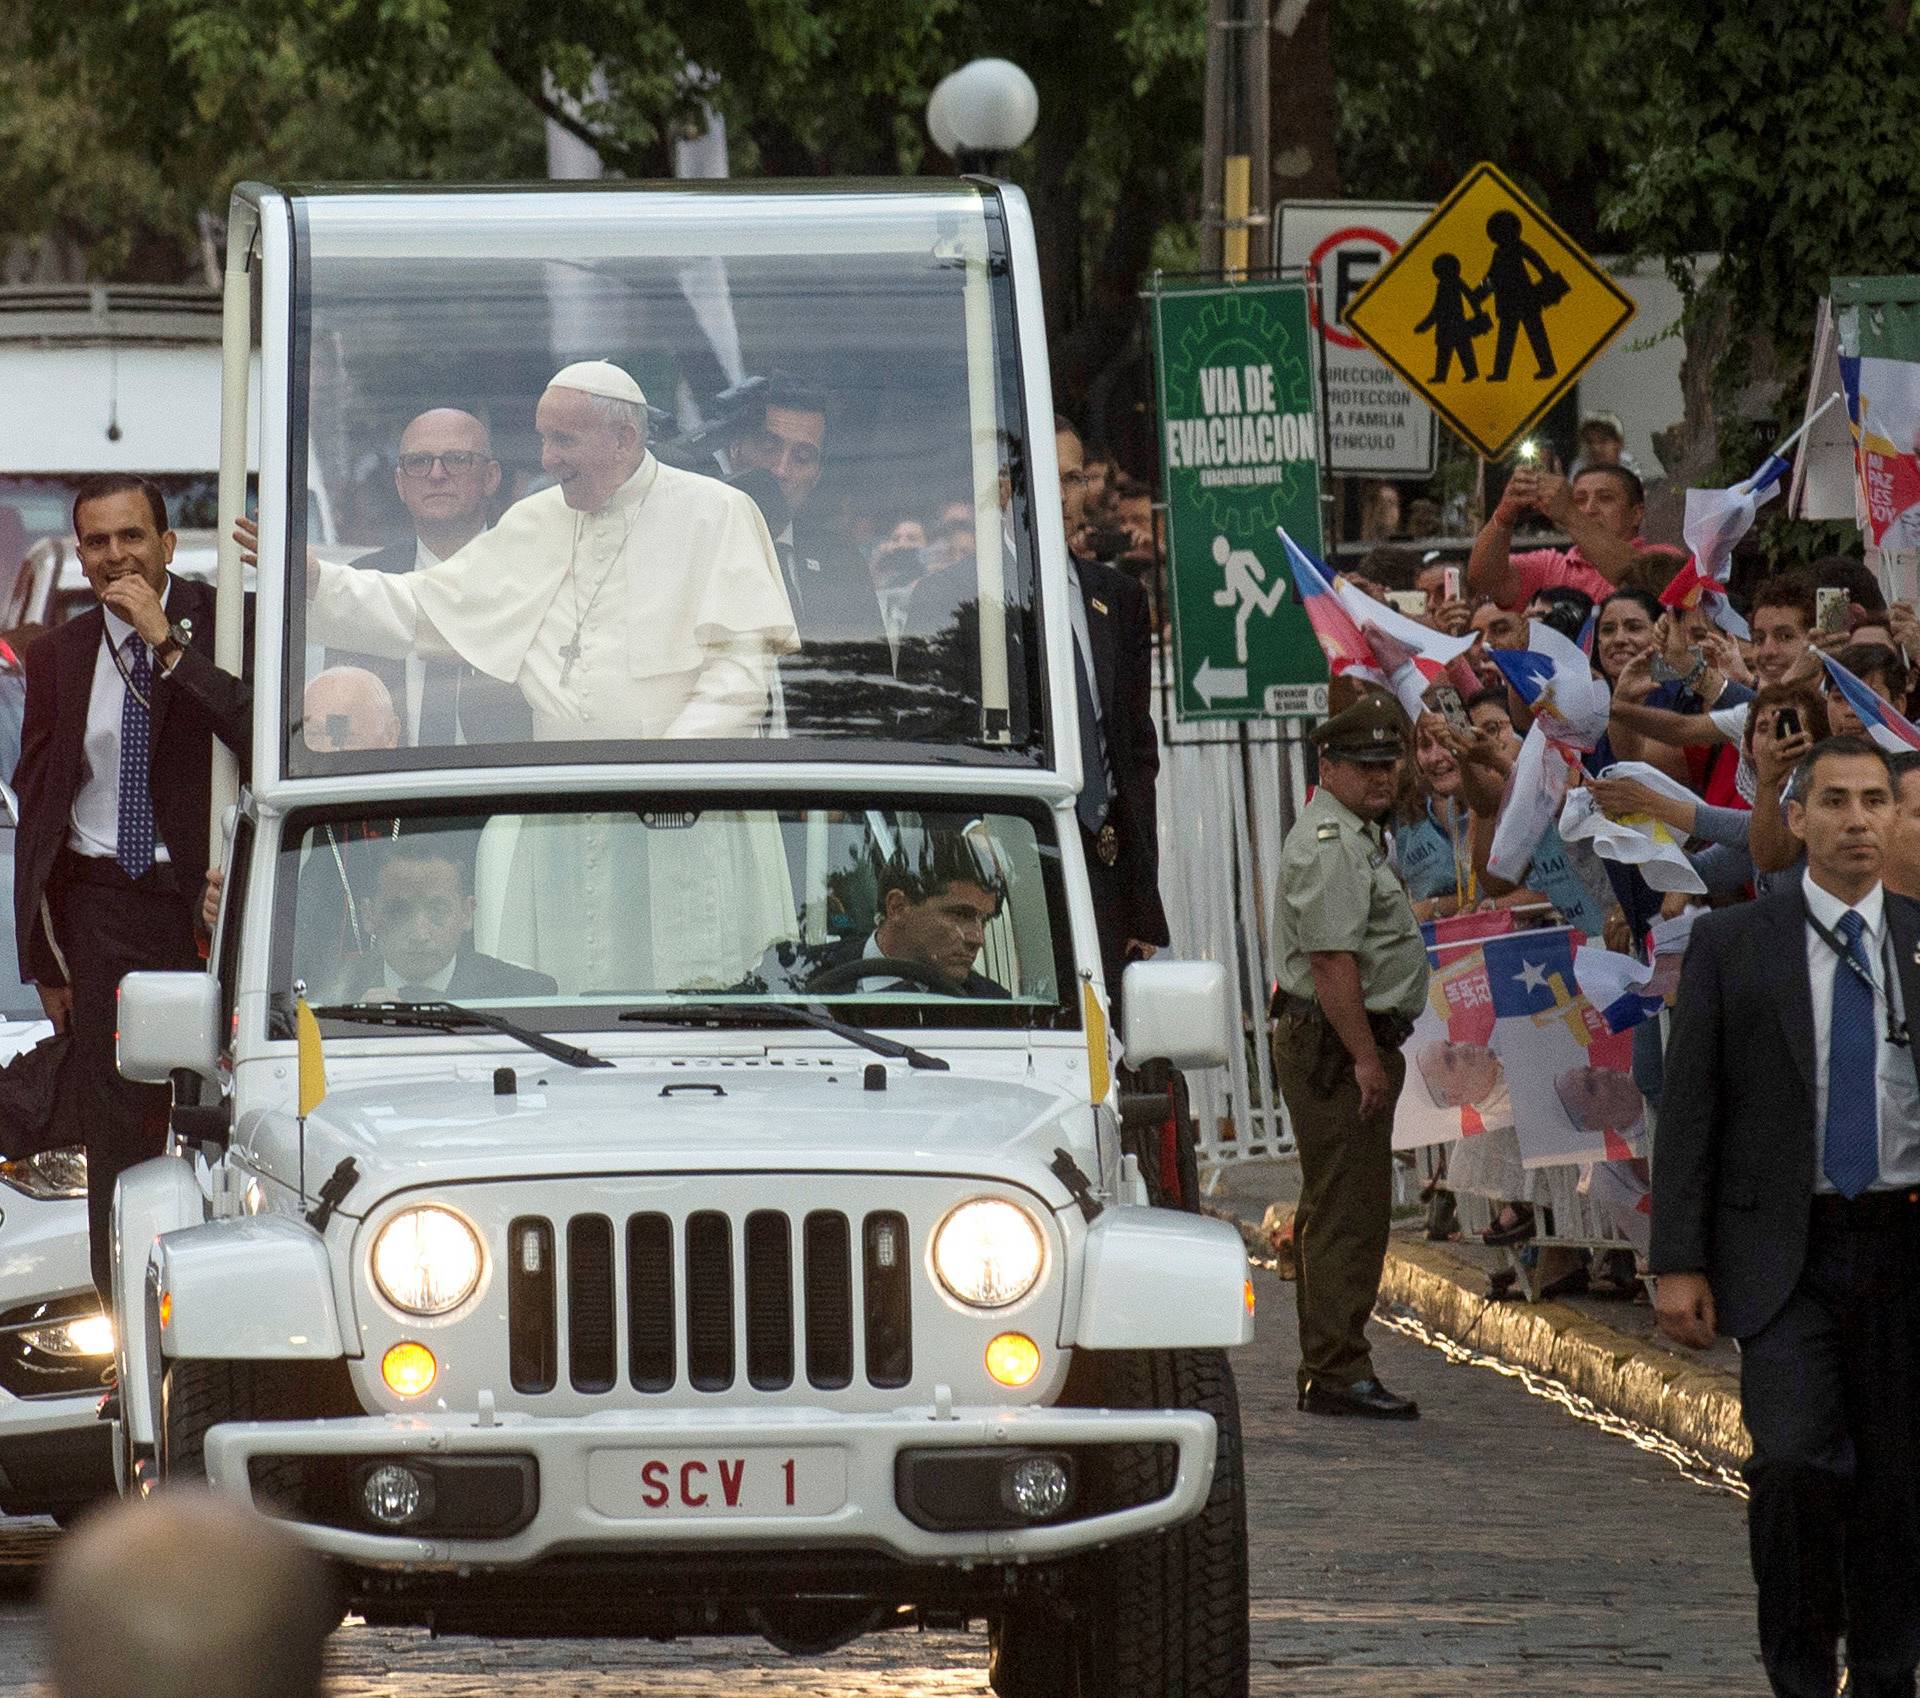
left=1604, top=0, right=1920, bottom=479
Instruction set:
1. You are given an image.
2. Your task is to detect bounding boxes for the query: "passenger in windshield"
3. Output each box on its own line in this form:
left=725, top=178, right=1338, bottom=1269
left=347, top=839, right=556, bottom=1003
left=728, top=377, right=891, bottom=728
left=303, top=360, right=798, bottom=743
left=828, top=829, right=1009, bottom=997
left=328, top=408, right=530, bottom=748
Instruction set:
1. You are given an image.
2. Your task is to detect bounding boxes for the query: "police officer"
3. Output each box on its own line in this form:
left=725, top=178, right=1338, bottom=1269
left=1271, top=692, right=1430, bottom=1419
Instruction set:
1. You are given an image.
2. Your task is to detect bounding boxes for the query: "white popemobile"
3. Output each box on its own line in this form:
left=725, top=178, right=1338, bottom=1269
left=105, top=179, right=1253, bottom=1694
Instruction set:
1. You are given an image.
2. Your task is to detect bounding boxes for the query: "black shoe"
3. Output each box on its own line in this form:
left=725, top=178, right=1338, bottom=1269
left=1297, top=1376, right=1420, bottom=1420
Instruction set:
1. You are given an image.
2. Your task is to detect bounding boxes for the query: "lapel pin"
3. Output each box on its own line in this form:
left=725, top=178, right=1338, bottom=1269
left=1092, top=598, right=1109, bottom=615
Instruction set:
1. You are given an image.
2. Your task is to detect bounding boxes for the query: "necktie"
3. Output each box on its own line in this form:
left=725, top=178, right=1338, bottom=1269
left=1073, top=643, right=1112, bottom=834
left=1823, top=909, right=1880, bottom=1198
left=418, top=659, right=461, bottom=746
left=116, top=638, right=155, bottom=880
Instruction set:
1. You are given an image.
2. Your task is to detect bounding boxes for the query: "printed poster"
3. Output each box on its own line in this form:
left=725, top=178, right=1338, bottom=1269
left=1393, top=920, right=1646, bottom=1168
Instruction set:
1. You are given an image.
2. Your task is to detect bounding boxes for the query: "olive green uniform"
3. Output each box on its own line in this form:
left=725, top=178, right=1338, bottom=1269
left=1272, top=783, right=1429, bottom=1394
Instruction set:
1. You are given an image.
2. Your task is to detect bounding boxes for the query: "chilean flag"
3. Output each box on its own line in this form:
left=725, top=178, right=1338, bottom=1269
left=1660, top=451, right=1792, bottom=639
left=1823, top=653, right=1920, bottom=752
left=1276, top=528, right=1383, bottom=681
left=1277, top=527, right=1477, bottom=722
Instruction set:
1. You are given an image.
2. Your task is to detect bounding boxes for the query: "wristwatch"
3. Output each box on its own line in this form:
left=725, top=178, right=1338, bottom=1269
left=158, top=617, right=193, bottom=670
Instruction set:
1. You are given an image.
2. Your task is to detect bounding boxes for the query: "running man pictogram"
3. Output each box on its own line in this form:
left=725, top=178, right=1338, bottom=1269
left=1211, top=535, right=1289, bottom=664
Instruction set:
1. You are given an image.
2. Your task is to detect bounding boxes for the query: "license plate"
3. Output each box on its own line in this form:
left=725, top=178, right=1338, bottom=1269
left=586, top=1446, right=847, bottom=1516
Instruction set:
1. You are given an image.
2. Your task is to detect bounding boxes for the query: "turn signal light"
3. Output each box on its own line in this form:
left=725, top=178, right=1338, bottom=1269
left=985, top=1332, right=1041, bottom=1388
left=1244, top=1279, right=1257, bottom=1317
left=381, top=1341, right=437, bottom=1398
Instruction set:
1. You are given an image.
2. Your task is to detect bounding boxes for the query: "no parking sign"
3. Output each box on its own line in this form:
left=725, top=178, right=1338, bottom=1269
left=1277, top=200, right=1436, bottom=476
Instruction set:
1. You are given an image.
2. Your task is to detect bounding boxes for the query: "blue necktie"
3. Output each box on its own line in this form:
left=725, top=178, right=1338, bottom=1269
left=116, top=637, right=155, bottom=881
left=1823, top=909, right=1880, bottom=1198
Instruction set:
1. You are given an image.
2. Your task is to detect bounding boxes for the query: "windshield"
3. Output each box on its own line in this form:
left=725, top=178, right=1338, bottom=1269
left=272, top=799, right=1074, bottom=1035
left=284, top=186, right=1047, bottom=775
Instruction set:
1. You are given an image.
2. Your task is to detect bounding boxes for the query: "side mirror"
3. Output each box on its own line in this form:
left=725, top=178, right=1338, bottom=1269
left=1120, top=959, right=1231, bottom=1070
left=117, top=972, right=221, bottom=1088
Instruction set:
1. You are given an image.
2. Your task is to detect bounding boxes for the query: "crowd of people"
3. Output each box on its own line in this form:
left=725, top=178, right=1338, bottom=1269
left=1271, top=451, right=1920, bottom=1688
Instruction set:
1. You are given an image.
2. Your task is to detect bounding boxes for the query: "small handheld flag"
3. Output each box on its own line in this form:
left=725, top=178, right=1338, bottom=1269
left=295, top=998, right=328, bottom=1117
left=1822, top=654, right=1920, bottom=753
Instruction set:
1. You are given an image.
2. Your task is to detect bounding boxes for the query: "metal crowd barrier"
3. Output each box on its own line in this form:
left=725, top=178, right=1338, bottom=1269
left=1149, top=658, right=1305, bottom=1185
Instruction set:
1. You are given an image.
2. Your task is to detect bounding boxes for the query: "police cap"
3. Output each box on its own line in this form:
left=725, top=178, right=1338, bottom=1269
left=1310, top=692, right=1407, bottom=764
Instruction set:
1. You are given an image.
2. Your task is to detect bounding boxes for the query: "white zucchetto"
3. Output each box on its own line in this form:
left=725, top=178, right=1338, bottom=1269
left=546, top=359, right=648, bottom=406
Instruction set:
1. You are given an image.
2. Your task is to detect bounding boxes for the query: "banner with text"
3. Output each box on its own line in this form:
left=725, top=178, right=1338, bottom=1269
left=1835, top=281, right=1920, bottom=551
left=1149, top=280, right=1328, bottom=722
left=1392, top=920, right=1647, bottom=1168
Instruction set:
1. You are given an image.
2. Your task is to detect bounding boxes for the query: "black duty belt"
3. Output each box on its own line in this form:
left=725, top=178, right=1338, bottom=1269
left=1274, top=989, right=1416, bottom=1049
left=1810, top=1188, right=1920, bottom=1229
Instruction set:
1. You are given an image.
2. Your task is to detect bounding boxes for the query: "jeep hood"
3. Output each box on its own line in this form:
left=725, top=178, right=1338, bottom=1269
left=235, top=1063, right=1097, bottom=1216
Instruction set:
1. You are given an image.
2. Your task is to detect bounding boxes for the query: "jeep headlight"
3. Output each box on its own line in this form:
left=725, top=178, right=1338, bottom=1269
left=0, top=1147, right=87, bottom=1201
left=932, top=1198, right=1044, bottom=1308
left=370, top=1206, right=484, bottom=1316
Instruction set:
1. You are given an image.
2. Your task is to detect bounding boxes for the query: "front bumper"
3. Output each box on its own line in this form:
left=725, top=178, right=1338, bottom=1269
left=203, top=1401, right=1216, bottom=1567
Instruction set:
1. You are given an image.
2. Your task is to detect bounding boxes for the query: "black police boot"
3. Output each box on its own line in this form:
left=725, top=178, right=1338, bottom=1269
left=1297, top=1376, right=1420, bottom=1420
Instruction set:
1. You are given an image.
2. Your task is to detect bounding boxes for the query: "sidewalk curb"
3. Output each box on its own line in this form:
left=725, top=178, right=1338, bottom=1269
left=1228, top=1204, right=1750, bottom=1470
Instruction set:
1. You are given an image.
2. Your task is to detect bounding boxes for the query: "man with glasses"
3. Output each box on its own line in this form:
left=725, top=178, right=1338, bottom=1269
left=332, top=408, right=529, bottom=747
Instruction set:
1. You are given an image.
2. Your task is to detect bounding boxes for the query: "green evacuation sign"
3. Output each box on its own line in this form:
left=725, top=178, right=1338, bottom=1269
left=1151, top=282, right=1329, bottom=722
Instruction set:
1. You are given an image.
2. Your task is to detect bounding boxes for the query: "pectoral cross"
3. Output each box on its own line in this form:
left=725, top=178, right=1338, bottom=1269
left=559, top=638, right=583, bottom=687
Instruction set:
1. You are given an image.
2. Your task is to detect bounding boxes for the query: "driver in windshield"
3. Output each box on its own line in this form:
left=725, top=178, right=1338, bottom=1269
left=346, top=841, right=556, bottom=1003
left=831, top=832, right=1009, bottom=997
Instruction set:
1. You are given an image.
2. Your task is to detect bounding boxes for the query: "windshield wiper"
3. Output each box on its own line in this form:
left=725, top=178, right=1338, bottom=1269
left=308, top=1001, right=610, bottom=1070
left=619, top=1002, right=949, bottom=1071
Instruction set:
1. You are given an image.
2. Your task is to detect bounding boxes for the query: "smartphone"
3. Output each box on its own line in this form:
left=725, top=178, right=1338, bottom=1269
left=1387, top=589, right=1430, bottom=616
left=1774, top=705, right=1802, bottom=740
left=1423, top=681, right=1470, bottom=732
left=1817, top=586, right=1850, bottom=636
left=1441, top=566, right=1462, bottom=603
left=1649, top=645, right=1705, bottom=685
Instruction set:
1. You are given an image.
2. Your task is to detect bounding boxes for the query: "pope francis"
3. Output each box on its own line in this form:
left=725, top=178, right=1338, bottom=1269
left=305, top=360, right=804, bottom=992
left=305, top=359, right=799, bottom=743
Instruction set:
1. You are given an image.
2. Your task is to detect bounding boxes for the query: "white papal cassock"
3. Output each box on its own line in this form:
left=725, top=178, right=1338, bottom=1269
left=307, top=454, right=802, bottom=993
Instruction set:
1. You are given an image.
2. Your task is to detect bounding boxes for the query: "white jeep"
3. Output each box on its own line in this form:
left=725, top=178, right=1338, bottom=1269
left=107, top=178, right=1254, bottom=1695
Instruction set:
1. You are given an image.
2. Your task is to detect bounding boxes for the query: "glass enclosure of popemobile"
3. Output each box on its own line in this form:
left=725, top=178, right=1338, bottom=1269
left=220, top=181, right=1096, bottom=1046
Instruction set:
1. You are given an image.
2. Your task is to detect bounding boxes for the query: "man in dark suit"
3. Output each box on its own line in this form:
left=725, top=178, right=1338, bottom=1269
left=1652, top=735, right=1920, bottom=1698
left=818, top=828, right=1010, bottom=998
left=12, top=474, right=250, bottom=1297
left=331, top=408, right=530, bottom=749
left=343, top=841, right=555, bottom=1003
left=1055, top=419, right=1169, bottom=1012
left=729, top=378, right=891, bottom=729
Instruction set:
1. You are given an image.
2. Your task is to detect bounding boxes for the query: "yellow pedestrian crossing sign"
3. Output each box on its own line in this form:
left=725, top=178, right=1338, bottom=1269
left=1342, top=162, right=1635, bottom=461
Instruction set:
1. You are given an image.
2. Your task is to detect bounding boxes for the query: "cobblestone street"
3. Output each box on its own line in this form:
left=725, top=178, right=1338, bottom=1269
left=0, top=1257, right=1763, bottom=1695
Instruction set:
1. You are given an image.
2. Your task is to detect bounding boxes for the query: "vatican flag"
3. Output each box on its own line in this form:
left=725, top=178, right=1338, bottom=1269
left=295, top=998, right=328, bottom=1118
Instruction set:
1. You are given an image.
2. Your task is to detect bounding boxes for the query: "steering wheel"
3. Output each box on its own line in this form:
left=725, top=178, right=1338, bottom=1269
left=804, top=955, right=972, bottom=998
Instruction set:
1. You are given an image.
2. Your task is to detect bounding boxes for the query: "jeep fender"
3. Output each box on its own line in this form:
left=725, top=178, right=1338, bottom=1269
left=152, top=1216, right=346, bottom=1362
left=112, top=1156, right=204, bottom=1448
left=1066, top=1206, right=1254, bottom=1349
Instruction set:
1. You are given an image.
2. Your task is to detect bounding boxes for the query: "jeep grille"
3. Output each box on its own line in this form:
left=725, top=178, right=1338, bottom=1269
left=505, top=1209, right=913, bottom=1397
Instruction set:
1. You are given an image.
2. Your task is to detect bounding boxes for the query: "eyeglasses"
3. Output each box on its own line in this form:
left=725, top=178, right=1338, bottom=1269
left=397, top=451, right=490, bottom=478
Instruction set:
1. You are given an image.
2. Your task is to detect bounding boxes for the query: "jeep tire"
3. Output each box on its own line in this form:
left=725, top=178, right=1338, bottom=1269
left=990, top=1347, right=1250, bottom=1697
left=159, top=1358, right=300, bottom=1502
